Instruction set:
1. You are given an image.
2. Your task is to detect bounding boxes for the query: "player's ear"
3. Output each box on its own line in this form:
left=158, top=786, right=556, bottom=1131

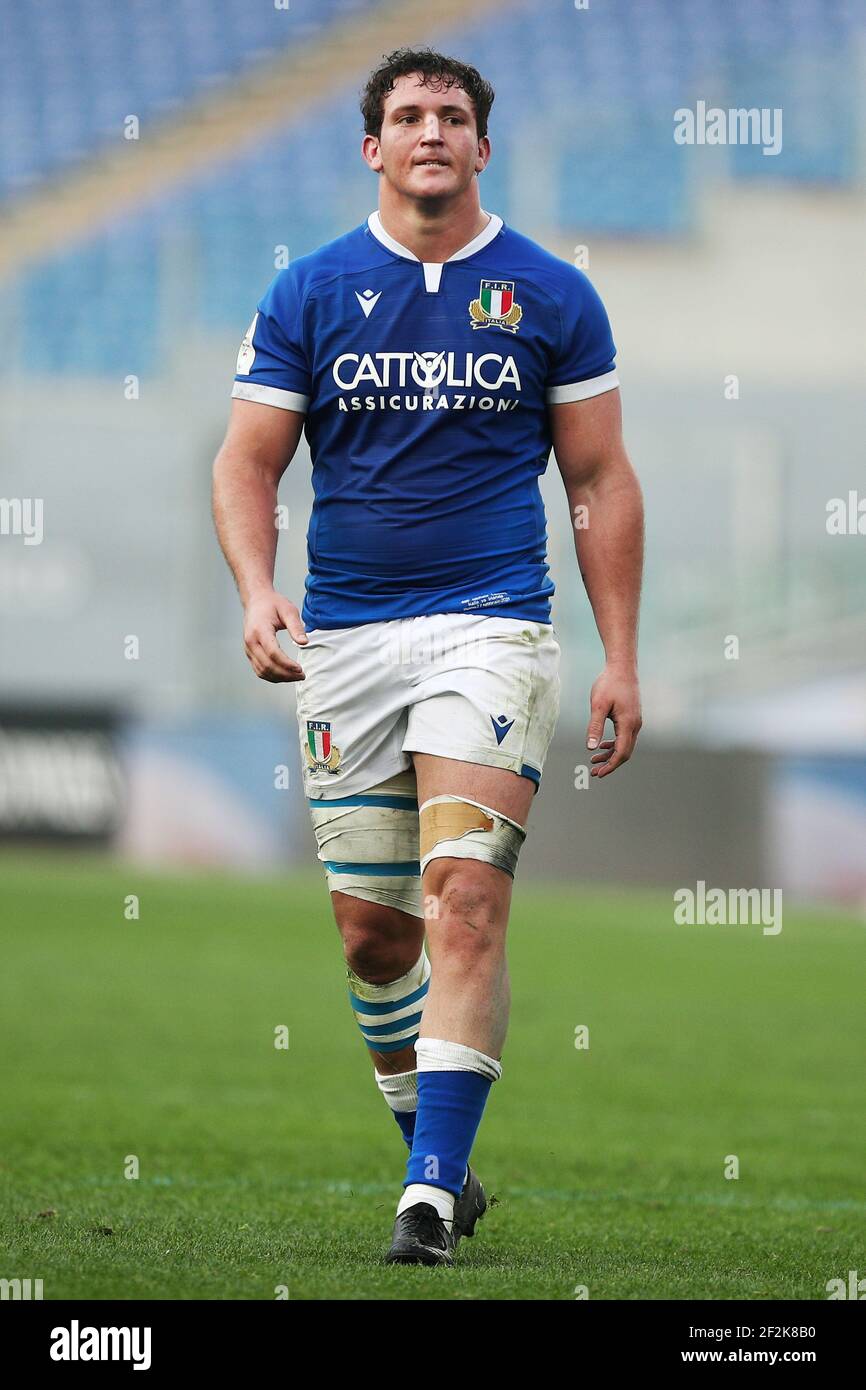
left=362, top=134, right=383, bottom=171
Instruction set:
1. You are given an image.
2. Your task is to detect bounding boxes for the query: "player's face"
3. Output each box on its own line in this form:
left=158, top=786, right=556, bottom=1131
left=372, top=74, right=488, bottom=201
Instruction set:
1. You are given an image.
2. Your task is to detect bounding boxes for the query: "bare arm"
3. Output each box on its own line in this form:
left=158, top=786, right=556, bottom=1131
left=212, top=398, right=309, bottom=683
left=549, top=387, right=644, bottom=777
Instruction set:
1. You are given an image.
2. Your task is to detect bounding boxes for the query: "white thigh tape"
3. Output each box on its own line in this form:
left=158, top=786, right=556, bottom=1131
left=308, top=771, right=422, bottom=916
left=324, top=871, right=422, bottom=917
left=418, top=795, right=526, bottom=878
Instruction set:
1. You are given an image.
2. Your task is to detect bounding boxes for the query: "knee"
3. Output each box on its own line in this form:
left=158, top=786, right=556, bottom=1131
left=332, top=892, right=423, bottom=982
left=424, top=865, right=505, bottom=959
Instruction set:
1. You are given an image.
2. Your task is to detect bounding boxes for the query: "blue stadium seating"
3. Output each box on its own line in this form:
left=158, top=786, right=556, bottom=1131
left=8, top=0, right=863, bottom=374
left=0, top=0, right=377, bottom=196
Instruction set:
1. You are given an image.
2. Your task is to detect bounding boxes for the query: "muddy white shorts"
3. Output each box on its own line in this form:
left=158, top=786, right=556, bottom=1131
left=294, top=610, right=561, bottom=801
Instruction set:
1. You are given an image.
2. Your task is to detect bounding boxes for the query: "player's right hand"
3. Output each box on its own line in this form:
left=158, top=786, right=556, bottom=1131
left=242, top=589, right=308, bottom=683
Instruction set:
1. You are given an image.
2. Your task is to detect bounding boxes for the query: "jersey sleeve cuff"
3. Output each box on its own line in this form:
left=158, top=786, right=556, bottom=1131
left=545, top=369, right=619, bottom=405
left=231, top=381, right=309, bottom=413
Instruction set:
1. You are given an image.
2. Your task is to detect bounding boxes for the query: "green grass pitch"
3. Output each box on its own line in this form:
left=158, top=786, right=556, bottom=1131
left=1, top=853, right=864, bottom=1300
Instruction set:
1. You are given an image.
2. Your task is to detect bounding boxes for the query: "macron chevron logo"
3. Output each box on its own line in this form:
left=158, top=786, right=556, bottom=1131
left=355, top=288, right=382, bottom=318
left=490, top=714, right=515, bottom=745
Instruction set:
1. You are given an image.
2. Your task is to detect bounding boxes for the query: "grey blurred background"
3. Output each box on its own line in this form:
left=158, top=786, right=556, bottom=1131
left=0, top=0, right=863, bottom=905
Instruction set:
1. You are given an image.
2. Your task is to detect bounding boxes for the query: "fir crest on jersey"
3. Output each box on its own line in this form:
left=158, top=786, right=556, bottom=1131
left=468, top=280, right=523, bottom=333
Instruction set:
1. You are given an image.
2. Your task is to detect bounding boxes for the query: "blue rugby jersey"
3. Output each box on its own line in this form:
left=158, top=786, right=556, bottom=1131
left=231, top=210, right=618, bottom=630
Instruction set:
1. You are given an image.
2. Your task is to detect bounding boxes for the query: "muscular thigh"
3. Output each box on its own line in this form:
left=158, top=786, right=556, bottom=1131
left=411, top=752, right=535, bottom=828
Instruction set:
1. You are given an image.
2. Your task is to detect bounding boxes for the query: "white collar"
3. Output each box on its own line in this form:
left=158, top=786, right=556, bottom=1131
left=367, top=208, right=503, bottom=263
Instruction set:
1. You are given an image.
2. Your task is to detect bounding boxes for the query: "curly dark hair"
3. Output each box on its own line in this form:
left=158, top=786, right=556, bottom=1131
left=360, top=47, right=495, bottom=141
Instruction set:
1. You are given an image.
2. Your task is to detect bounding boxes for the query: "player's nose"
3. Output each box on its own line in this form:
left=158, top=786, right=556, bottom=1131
left=420, top=115, right=444, bottom=142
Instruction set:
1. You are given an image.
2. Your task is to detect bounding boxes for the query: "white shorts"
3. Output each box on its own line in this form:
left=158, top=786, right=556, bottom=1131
left=294, top=611, right=561, bottom=801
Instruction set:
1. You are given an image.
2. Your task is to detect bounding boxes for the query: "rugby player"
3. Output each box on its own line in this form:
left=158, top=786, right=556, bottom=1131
left=212, top=47, right=644, bottom=1266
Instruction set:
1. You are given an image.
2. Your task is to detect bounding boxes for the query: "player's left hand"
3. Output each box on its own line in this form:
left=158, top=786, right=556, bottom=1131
left=586, top=662, right=642, bottom=778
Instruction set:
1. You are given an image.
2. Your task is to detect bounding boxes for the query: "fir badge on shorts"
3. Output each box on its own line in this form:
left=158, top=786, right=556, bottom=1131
left=304, top=720, right=342, bottom=777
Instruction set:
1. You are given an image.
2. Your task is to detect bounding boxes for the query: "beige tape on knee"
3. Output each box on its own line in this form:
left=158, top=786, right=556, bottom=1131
left=418, top=795, right=527, bottom=878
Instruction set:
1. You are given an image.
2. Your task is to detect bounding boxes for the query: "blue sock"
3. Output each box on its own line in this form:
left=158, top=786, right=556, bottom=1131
left=393, top=1108, right=416, bottom=1150
left=405, top=1070, right=492, bottom=1196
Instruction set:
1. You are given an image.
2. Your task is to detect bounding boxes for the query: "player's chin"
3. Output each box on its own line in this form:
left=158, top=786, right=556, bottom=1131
left=414, top=178, right=471, bottom=204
